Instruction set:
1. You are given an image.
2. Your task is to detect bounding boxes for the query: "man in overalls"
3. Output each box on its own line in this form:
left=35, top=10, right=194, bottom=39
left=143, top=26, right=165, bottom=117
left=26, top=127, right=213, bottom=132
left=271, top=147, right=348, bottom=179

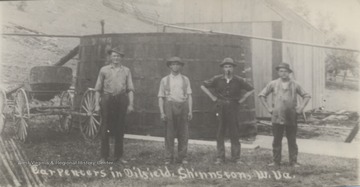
left=158, top=57, right=193, bottom=165
left=94, top=47, right=135, bottom=164
left=201, top=58, right=254, bottom=164
left=259, top=62, right=311, bottom=168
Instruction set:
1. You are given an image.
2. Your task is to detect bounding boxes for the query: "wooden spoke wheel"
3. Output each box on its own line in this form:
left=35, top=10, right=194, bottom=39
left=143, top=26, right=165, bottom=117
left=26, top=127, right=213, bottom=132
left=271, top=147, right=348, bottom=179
left=58, top=90, right=73, bottom=133
left=14, top=89, right=30, bottom=143
left=0, top=89, right=6, bottom=135
left=79, top=89, right=101, bottom=140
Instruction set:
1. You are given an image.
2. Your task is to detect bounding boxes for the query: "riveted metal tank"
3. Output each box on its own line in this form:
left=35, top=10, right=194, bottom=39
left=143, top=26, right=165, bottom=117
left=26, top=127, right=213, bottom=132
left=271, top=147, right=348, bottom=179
left=75, top=33, right=256, bottom=139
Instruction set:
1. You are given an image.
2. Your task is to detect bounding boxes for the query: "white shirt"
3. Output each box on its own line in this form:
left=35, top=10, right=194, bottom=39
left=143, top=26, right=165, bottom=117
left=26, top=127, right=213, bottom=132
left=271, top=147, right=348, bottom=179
left=158, top=73, right=192, bottom=102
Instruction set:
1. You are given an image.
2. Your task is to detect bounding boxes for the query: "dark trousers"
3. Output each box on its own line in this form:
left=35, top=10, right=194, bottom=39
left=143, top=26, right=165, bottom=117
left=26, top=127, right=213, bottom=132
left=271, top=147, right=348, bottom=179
left=215, top=100, right=240, bottom=160
left=100, top=94, right=128, bottom=159
left=272, top=123, right=298, bottom=164
left=164, top=100, right=189, bottom=162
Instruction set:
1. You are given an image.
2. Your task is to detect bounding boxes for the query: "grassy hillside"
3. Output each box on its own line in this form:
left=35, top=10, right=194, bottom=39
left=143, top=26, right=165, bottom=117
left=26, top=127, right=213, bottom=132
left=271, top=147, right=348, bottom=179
left=0, top=0, right=156, bottom=88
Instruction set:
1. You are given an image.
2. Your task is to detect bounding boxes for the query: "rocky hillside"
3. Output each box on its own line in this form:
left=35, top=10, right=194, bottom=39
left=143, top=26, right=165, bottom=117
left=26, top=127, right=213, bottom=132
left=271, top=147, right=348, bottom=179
left=1, top=0, right=157, bottom=88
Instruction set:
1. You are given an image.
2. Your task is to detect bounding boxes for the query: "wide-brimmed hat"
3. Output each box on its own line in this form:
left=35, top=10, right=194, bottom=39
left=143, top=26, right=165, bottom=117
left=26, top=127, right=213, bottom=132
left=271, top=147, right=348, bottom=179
left=219, top=58, right=237, bottom=67
left=275, top=62, right=293, bottom=73
left=107, top=47, right=125, bottom=56
left=166, top=56, right=184, bottom=67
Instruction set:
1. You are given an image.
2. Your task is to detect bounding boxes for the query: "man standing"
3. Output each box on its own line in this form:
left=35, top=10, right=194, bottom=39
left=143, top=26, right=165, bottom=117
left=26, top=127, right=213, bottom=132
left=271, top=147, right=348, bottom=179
left=201, top=58, right=254, bottom=164
left=259, top=62, right=311, bottom=168
left=158, top=57, right=193, bottom=165
left=94, top=47, right=135, bottom=163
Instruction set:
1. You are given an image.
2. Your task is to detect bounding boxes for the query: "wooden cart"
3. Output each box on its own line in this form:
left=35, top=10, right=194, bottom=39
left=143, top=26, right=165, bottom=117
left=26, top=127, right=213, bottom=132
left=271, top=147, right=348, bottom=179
left=0, top=66, right=101, bottom=142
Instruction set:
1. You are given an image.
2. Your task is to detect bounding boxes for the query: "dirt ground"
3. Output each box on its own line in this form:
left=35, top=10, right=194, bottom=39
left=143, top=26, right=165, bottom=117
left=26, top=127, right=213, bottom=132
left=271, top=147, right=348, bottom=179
left=1, top=119, right=359, bottom=187
left=1, top=1, right=359, bottom=186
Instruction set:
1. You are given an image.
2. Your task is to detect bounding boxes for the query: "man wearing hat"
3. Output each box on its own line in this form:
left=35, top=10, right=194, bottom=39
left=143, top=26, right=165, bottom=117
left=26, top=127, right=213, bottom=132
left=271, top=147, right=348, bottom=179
left=94, top=47, right=135, bottom=164
left=201, top=57, right=254, bottom=165
left=259, top=62, right=311, bottom=168
left=158, top=56, right=193, bottom=165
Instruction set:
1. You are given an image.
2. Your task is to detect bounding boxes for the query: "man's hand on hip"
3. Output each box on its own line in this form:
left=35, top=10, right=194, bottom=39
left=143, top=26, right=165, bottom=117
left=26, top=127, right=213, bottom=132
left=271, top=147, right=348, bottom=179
left=296, top=107, right=304, bottom=114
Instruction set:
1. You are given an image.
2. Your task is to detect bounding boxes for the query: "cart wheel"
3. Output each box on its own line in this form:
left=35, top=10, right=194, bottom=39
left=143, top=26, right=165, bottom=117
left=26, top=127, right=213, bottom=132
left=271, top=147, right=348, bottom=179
left=59, top=91, right=73, bottom=133
left=0, top=89, right=6, bottom=135
left=14, top=89, right=30, bottom=143
left=79, top=89, right=101, bottom=140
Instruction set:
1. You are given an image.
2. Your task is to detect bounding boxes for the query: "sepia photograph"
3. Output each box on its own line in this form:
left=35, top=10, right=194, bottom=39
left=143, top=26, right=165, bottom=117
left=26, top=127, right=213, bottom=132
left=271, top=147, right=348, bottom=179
left=0, top=0, right=359, bottom=186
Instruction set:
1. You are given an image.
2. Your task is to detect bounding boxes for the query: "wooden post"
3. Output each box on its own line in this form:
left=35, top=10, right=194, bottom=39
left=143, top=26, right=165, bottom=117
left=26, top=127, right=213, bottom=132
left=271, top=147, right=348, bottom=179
left=5, top=84, right=24, bottom=97
left=163, top=25, right=166, bottom=32
left=100, top=20, right=105, bottom=34
left=345, top=122, right=359, bottom=143
left=0, top=138, right=22, bottom=182
left=53, top=46, right=79, bottom=66
left=0, top=153, right=21, bottom=186
left=8, top=140, right=38, bottom=187
left=10, top=139, right=44, bottom=186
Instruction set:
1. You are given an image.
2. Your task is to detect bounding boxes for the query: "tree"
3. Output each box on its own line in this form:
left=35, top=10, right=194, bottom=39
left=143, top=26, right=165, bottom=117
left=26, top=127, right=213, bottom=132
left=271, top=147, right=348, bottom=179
left=284, top=0, right=359, bottom=81
left=314, top=12, right=359, bottom=81
left=291, top=0, right=311, bottom=21
left=326, top=50, right=359, bottom=81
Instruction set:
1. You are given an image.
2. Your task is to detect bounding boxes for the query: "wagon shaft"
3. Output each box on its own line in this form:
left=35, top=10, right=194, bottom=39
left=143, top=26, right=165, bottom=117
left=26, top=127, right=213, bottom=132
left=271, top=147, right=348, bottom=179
left=5, top=84, right=24, bottom=97
left=14, top=110, right=99, bottom=118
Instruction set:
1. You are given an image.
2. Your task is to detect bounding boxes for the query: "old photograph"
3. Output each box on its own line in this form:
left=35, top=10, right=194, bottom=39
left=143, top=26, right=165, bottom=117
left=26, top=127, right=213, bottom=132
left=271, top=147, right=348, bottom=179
left=0, top=0, right=359, bottom=186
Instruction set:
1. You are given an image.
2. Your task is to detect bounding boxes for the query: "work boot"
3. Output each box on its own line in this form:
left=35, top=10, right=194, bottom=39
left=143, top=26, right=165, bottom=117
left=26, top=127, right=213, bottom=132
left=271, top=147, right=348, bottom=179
left=290, top=162, right=301, bottom=168
left=235, top=159, right=244, bottom=165
left=268, top=162, right=281, bottom=168
left=214, top=158, right=224, bottom=165
left=176, top=158, right=189, bottom=165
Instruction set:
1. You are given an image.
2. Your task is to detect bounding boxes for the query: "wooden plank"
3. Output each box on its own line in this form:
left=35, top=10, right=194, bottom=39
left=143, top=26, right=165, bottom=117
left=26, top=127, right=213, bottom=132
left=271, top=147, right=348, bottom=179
left=271, top=21, right=282, bottom=80
left=170, top=0, right=282, bottom=24
left=345, top=123, right=359, bottom=143
left=251, top=22, right=273, bottom=117
left=54, top=46, right=79, bottom=66
left=2, top=33, right=80, bottom=38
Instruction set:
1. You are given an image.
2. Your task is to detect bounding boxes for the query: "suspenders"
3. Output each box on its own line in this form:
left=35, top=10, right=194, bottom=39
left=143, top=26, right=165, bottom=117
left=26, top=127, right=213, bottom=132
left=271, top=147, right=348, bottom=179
left=164, top=75, right=188, bottom=97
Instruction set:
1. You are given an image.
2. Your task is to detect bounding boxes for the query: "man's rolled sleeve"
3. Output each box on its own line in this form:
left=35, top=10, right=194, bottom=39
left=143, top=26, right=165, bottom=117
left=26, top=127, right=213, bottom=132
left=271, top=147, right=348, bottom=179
left=94, top=69, right=104, bottom=93
left=158, top=79, right=165, bottom=98
left=203, top=76, right=216, bottom=88
left=296, top=84, right=311, bottom=98
left=258, top=82, right=274, bottom=98
left=241, top=79, right=254, bottom=91
left=126, top=70, right=135, bottom=93
left=186, top=77, right=192, bottom=95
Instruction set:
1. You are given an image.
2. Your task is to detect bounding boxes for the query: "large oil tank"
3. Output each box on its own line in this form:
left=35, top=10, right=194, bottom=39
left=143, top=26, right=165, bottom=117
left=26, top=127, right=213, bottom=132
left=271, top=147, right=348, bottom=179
left=75, top=33, right=256, bottom=139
